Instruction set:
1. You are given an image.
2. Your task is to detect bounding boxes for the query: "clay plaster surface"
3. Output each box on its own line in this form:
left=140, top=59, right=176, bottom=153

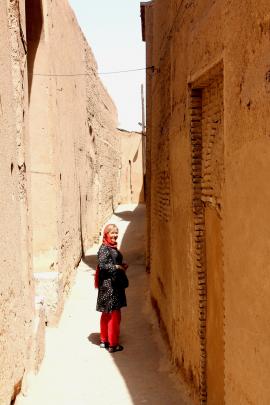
left=119, top=129, right=144, bottom=204
left=143, top=0, right=270, bottom=403
left=1, top=0, right=123, bottom=403
left=26, top=0, right=122, bottom=325
left=0, top=1, right=34, bottom=403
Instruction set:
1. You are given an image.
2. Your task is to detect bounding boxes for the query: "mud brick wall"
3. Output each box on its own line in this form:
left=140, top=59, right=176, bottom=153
left=142, top=1, right=154, bottom=273
left=81, top=42, right=121, bottom=250
left=0, top=1, right=122, bottom=403
left=27, top=0, right=122, bottom=324
left=0, top=1, right=34, bottom=404
left=190, top=65, right=225, bottom=404
left=118, top=129, right=144, bottom=204
left=143, top=0, right=270, bottom=404
left=153, top=133, right=171, bottom=223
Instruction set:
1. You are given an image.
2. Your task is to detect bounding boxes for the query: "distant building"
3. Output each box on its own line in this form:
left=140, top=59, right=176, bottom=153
left=118, top=128, right=145, bottom=205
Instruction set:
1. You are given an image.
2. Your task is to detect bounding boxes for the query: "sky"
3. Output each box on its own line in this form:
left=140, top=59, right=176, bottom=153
left=68, top=0, right=146, bottom=132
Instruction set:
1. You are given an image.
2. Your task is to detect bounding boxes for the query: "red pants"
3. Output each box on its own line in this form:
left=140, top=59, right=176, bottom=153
left=100, top=310, right=121, bottom=347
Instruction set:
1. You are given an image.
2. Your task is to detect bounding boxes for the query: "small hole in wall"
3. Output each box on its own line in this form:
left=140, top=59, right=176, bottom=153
left=86, top=195, right=88, bottom=201
left=10, top=163, right=14, bottom=174
left=89, top=125, right=93, bottom=135
left=18, top=162, right=26, bottom=172
left=59, top=173, right=62, bottom=181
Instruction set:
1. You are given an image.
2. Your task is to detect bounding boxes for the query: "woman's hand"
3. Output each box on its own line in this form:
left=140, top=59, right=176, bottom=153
left=122, top=262, right=128, bottom=271
left=115, top=264, right=128, bottom=271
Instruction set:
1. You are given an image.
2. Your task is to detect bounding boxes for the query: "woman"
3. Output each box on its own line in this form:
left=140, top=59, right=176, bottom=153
left=95, top=224, right=129, bottom=353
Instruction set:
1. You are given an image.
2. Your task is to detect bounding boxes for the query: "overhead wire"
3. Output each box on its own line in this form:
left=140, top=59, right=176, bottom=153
left=29, top=66, right=155, bottom=77
left=29, top=3, right=184, bottom=79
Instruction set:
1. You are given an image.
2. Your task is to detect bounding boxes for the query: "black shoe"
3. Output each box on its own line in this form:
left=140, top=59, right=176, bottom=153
left=108, top=345, right=124, bottom=353
left=100, top=341, right=109, bottom=349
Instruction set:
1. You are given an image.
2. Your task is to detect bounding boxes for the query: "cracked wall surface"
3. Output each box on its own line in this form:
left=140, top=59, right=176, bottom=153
left=142, top=0, right=270, bottom=404
left=1, top=0, right=123, bottom=403
left=0, top=1, right=33, bottom=404
left=27, top=0, right=122, bottom=324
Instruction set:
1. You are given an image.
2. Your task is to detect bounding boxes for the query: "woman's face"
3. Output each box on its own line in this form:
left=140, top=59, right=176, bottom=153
left=108, top=227, right=118, bottom=243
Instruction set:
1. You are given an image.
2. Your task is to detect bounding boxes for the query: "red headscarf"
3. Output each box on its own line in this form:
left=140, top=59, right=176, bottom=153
left=102, top=224, right=118, bottom=249
left=94, top=224, right=118, bottom=288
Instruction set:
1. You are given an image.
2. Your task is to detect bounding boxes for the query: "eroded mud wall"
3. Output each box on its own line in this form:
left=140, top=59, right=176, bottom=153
left=84, top=43, right=121, bottom=246
left=28, top=0, right=121, bottom=322
left=1, top=0, right=122, bottom=403
left=0, top=1, right=34, bottom=403
left=143, top=0, right=270, bottom=404
left=222, top=3, right=270, bottom=404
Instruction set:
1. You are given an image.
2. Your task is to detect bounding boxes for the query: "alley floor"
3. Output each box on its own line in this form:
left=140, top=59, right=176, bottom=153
left=16, top=204, right=192, bottom=405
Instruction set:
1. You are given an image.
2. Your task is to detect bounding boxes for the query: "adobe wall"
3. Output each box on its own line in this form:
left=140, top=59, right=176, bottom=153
left=118, top=129, right=144, bottom=204
left=0, top=1, right=34, bottom=404
left=0, top=0, right=122, bottom=403
left=28, top=0, right=121, bottom=323
left=84, top=43, right=121, bottom=240
left=142, top=2, right=154, bottom=273
left=143, top=2, right=202, bottom=400
left=143, top=0, right=270, bottom=404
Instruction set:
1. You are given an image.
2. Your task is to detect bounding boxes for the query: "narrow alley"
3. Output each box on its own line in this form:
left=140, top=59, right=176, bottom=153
left=16, top=205, right=192, bottom=405
left=3, top=1, right=270, bottom=404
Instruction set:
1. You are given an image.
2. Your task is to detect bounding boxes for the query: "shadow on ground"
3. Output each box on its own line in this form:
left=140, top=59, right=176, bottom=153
left=88, top=332, right=100, bottom=346
left=86, top=204, right=189, bottom=405
left=82, top=254, right=96, bottom=270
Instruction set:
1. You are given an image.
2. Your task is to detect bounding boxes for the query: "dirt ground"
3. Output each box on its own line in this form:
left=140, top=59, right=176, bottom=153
left=16, top=204, right=193, bottom=405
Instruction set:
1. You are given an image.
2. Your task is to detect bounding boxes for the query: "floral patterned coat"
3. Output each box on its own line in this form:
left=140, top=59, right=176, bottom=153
left=96, top=244, right=129, bottom=313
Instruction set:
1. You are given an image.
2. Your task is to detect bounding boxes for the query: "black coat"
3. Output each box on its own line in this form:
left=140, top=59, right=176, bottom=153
left=96, top=244, right=129, bottom=313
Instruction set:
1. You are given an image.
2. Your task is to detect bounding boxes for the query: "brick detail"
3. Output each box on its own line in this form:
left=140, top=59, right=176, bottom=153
left=201, top=75, right=224, bottom=212
left=190, top=66, right=224, bottom=405
left=190, top=87, right=207, bottom=404
left=153, top=133, right=171, bottom=223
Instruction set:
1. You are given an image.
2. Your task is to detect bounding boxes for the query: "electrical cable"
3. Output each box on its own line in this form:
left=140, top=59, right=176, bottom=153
left=30, top=66, right=155, bottom=77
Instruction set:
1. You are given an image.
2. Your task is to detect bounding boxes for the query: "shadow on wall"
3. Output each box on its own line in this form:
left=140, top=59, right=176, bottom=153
left=115, top=206, right=146, bottom=267
left=85, top=202, right=183, bottom=404
left=81, top=199, right=146, bottom=279
left=25, top=0, right=43, bottom=99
